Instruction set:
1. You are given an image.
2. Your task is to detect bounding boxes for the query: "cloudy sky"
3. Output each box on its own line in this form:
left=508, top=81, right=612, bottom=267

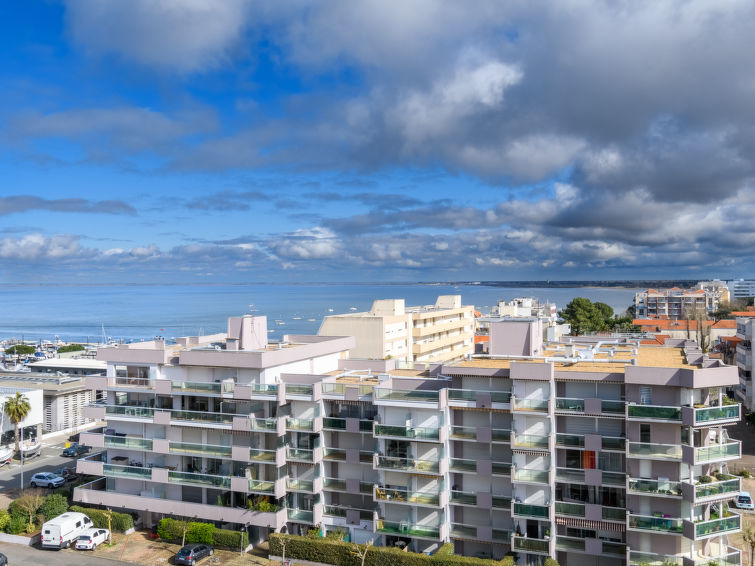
left=1, top=1, right=754, bottom=284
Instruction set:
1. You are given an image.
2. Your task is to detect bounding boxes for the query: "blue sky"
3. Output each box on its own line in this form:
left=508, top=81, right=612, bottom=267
left=2, top=1, right=755, bottom=284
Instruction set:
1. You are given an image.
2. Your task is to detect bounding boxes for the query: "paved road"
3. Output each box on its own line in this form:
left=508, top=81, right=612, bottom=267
left=0, top=437, right=80, bottom=494
left=0, top=542, right=125, bottom=565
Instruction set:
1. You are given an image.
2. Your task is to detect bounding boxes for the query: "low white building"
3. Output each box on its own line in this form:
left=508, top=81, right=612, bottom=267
left=0, top=386, right=44, bottom=444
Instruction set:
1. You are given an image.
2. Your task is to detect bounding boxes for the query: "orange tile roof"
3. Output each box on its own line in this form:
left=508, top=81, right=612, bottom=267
left=633, top=319, right=713, bottom=331
left=721, top=336, right=742, bottom=344
left=732, top=311, right=755, bottom=317
left=712, top=320, right=737, bottom=329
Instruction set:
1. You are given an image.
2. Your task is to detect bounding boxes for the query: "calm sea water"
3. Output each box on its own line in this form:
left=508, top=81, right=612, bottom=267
left=0, top=283, right=639, bottom=343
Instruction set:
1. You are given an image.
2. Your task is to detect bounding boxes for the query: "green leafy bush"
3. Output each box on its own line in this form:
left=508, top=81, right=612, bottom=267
left=69, top=505, right=133, bottom=532
left=434, top=544, right=455, bottom=558
left=544, top=559, right=560, bottom=566
left=39, top=493, right=68, bottom=521
left=4, top=345, right=36, bottom=355
left=269, top=534, right=515, bottom=566
left=212, top=527, right=249, bottom=549
left=186, top=522, right=215, bottom=545
left=7, top=514, right=28, bottom=535
left=57, top=344, right=85, bottom=353
left=250, top=499, right=279, bottom=512
left=739, top=470, right=751, bottom=478
left=7, top=500, right=28, bottom=521
left=698, top=475, right=712, bottom=484
left=157, top=518, right=187, bottom=541
left=0, top=510, right=10, bottom=532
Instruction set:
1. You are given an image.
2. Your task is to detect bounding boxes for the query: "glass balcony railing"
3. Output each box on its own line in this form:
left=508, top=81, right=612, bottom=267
left=629, top=551, right=682, bottom=566
left=374, top=486, right=441, bottom=507
left=104, top=435, right=153, bottom=450
left=373, top=424, right=440, bottom=441
left=374, top=388, right=439, bottom=404
left=695, top=513, right=741, bottom=538
left=450, top=523, right=477, bottom=539
left=321, top=383, right=346, bottom=395
left=449, top=458, right=476, bottom=473
left=602, top=436, right=626, bottom=450
left=286, top=478, right=314, bottom=492
left=491, top=428, right=511, bottom=443
left=695, top=404, right=740, bottom=423
left=492, top=495, right=511, bottom=509
left=374, top=456, right=440, bottom=474
left=514, top=468, right=550, bottom=484
left=376, top=520, right=441, bottom=539
left=555, top=398, right=584, bottom=412
left=450, top=491, right=476, bottom=506
left=288, top=508, right=314, bottom=522
left=248, top=479, right=276, bottom=494
left=103, top=463, right=152, bottom=480
left=168, top=470, right=231, bottom=489
left=359, top=419, right=373, bottom=432
left=322, top=477, right=346, bottom=491
left=171, top=381, right=228, bottom=394
left=286, top=418, right=314, bottom=431
left=512, top=535, right=550, bottom=554
left=555, top=468, right=584, bottom=483
left=694, top=475, right=740, bottom=500
left=513, top=434, right=549, bottom=449
left=603, top=471, right=627, bottom=487
left=628, top=477, right=682, bottom=496
left=323, top=506, right=375, bottom=521
left=603, top=542, right=626, bottom=556
left=322, top=417, right=347, bottom=430
left=322, top=447, right=346, bottom=461
left=628, top=442, right=682, bottom=460
left=171, top=409, right=236, bottom=425
left=249, top=448, right=276, bottom=463
left=555, top=536, right=584, bottom=552
left=450, top=426, right=476, bottom=440
left=627, top=404, right=682, bottom=421
left=105, top=405, right=155, bottom=418
left=602, top=506, right=626, bottom=521
left=491, top=391, right=512, bottom=403
left=250, top=383, right=278, bottom=396
left=492, top=461, right=512, bottom=476
left=695, top=441, right=741, bottom=463
left=513, top=502, right=549, bottom=519
left=169, top=441, right=232, bottom=458
left=513, top=398, right=549, bottom=412
left=628, top=514, right=683, bottom=534
left=555, top=501, right=585, bottom=517
left=113, top=377, right=153, bottom=388
left=250, top=417, right=278, bottom=432
left=286, top=447, right=314, bottom=462
left=448, top=389, right=477, bottom=402
left=601, top=400, right=625, bottom=414
left=556, top=434, right=584, bottom=448
left=286, top=384, right=314, bottom=396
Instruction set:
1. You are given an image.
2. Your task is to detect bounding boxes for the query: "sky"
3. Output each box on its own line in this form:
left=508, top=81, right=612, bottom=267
left=1, top=1, right=755, bottom=284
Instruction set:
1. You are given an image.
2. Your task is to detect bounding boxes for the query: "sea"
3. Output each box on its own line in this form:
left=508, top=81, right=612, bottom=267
left=0, top=283, right=639, bottom=344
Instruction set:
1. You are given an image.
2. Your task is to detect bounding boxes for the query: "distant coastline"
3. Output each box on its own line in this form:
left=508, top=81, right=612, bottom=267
left=454, top=280, right=700, bottom=289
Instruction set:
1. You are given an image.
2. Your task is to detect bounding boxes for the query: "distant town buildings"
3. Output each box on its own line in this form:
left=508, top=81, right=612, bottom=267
left=734, top=317, right=754, bottom=411
left=318, top=295, right=474, bottom=363
left=477, top=298, right=570, bottom=349
left=634, top=286, right=726, bottom=319
left=727, top=279, right=755, bottom=299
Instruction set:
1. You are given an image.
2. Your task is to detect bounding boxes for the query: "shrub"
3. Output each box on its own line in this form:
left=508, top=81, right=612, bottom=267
left=69, top=505, right=134, bottom=532
left=740, top=470, right=752, bottom=478
left=157, top=518, right=188, bottom=542
left=4, top=344, right=35, bottom=355
left=251, top=500, right=279, bottom=512
left=544, top=559, right=560, bottom=566
left=269, top=534, right=515, bottom=566
left=57, top=344, right=85, bottom=353
left=7, top=514, right=27, bottom=535
left=434, top=544, right=455, bottom=558
left=698, top=475, right=713, bottom=484
left=212, top=527, right=249, bottom=549
left=0, top=510, right=10, bottom=532
left=39, top=493, right=69, bottom=521
left=186, top=522, right=215, bottom=545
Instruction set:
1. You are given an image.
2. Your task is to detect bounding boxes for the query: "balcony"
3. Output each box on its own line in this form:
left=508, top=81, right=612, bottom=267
left=373, top=424, right=441, bottom=442
left=249, top=383, right=278, bottom=398
left=112, top=377, right=154, bottom=390
left=104, top=435, right=153, bottom=451
left=248, top=479, right=277, bottom=495
left=627, top=442, right=682, bottom=461
left=512, top=535, right=550, bottom=555
left=603, top=506, right=626, bottom=522
left=602, top=400, right=625, bottom=415
left=285, top=384, right=314, bottom=398
left=683, top=474, right=741, bottom=503
left=449, top=491, right=476, bottom=506
left=286, top=418, right=314, bottom=432
left=555, top=468, right=584, bottom=483
left=686, top=546, right=741, bottom=566
left=555, top=397, right=584, bottom=413
left=447, top=389, right=511, bottom=406
left=555, top=501, right=585, bottom=517
left=449, top=523, right=478, bottom=539
left=374, top=486, right=443, bottom=508
left=286, top=447, right=315, bottom=463
left=287, top=508, right=314, bottom=523
left=513, top=467, right=550, bottom=484
left=627, top=403, right=682, bottom=421
left=512, top=502, right=550, bottom=519
left=511, top=396, right=549, bottom=414
left=168, top=470, right=231, bottom=489
left=171, top=381, right=233, bottom=395
left=103, top=463, right=151, bottom=480
left=512, top=433, right=550, bottom=450
left=374, top=455, right=441, bottom=475
left=376, top=519, right=442, bottom=540
left=556, top=434, right=583, bottom=448
left=684, top=403, right=741, bottom=426
left=286, top=478, right=314, bottom=492
left=449, top=458, right=476, bottom=473
left=373, top=388, right=440, bottom=407
left=686, top=511, right=741, bottom=540
left=250, top=417, right=279, bottom=433
left=321, top=383, right=373, bottom=398
left=686, top=440, right=741, bottom=465
left=555, top=536, right=584, bottom=552
left=169, top=441, right=233, bottom=459
left=627, top=514, right=683, bottom=534
left=321, top=417, right=373, bottom=433
left=628, top=551, right=682, bottom=566
left=323, top=506, right=376, bottom=522
left=628, top=477, right=682, bottom=497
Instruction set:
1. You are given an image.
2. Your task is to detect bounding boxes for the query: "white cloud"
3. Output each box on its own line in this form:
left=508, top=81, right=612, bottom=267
left=0, top=233, right=81, bottom=260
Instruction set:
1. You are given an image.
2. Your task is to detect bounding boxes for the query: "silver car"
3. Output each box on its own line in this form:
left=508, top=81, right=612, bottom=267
left=30, top=472, right=65, bottom=488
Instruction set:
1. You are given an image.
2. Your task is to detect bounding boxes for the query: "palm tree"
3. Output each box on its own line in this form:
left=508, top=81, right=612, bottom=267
left=4, top=392, right=31, bottom=455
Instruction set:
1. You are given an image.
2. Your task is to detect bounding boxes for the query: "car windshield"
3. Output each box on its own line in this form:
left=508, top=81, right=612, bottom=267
left=178, top=549, right=192, bottom=557
left=78, top=535, right=91, bottom=540
left=740, top=496, right=751, bottom=501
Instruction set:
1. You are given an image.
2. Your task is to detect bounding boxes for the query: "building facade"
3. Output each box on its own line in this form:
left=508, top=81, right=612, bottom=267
left=74, top=314, right=743, bottom=565
left=634, top=288, right=725, bottom=319
left=727, top=280, right=755, bottom=300
left=734, top=317, right=753, bottom=412
left=318, top=295, right=474, bottom=363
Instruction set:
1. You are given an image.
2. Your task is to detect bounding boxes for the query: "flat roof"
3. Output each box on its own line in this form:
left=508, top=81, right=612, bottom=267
left=27, top=358, right=106, bottom=370
left=0, top=373, right=89, bottom=392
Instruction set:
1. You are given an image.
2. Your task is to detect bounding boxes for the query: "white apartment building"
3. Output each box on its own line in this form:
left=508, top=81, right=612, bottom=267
left=727, top=279, right=755, bottom=300
left=734, top=317, right=754, bottom=411
left=318, top=295, right=474, bottom=363
left=0, top=385, right=44, bottom=444
left=634, top=287, right=725, bottom=319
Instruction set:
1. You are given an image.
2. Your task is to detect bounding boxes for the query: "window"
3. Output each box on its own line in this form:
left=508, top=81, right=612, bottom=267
left=582, top=450, right=596, bottom=469
left=565, top=450, right=582, bottom=469
left=599, top=451, right=623, bottom=472
left=640, top=424, right=651, bottom=443
left=639, top=387, right=652, bottom=405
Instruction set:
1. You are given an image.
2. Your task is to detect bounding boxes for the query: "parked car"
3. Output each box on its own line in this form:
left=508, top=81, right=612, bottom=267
left=75, top=527, right=109, bottom=550
left=54, top=467, right=80, bottom=482
left=0, top=551, right=7, bottom=565
left=736, top=491, right=754, bottom=510
left=62, top=443, right=90, bottom=457
left=30, top=472, right=65, bottom=489
left=41, top=512, right=93, bottom=549
left=175, top=543, right=214, bottom=565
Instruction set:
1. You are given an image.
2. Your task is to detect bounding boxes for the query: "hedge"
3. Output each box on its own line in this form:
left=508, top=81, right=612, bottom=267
left=269, top=534, right=515, bottom=566
left=157, top=518, right=248, bottom=549
left=69, top=505, right=134, bottom=532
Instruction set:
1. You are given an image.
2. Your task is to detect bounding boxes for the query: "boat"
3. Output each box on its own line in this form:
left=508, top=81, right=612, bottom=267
left=307, top=318, right=316, bottom=322
left=1, top=362, right=31, bottom=373
left=349, top=307, right=357, bottom=311
left=328, top=308, right=334, bottom=312
left=19, top=439, right=41, bottom=459
left=0, top=446, right=12, bottom=466
left=292, top=316, right=302, bottom=320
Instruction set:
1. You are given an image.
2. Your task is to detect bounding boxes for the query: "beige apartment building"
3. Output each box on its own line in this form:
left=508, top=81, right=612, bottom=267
left=318, top=295, right=474, bottom=363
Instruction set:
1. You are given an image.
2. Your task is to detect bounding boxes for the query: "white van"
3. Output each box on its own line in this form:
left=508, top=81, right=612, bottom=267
left=41, top=512, right=93, bottom=549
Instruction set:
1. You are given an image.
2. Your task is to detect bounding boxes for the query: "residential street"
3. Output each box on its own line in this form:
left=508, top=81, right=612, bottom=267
left=0, top=542, right=126, bottom=565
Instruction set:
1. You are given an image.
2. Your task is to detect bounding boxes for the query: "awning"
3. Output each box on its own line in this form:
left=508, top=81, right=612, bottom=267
left=555, top=516, right=625, bottom=532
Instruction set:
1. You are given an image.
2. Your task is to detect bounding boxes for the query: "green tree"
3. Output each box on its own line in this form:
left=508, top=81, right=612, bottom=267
left=4, top=344, right=35, bottom=356
left=4, top=391, right=31, bottom=455
left=39, top=493, right=68, bottom=521
left=742, top=524, right=755, bottom=566
left=57, top=344, right=85, bottom=353
left=559, top=297, right=607, bottom=335
left=594, top=302, right=614, bottom=322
